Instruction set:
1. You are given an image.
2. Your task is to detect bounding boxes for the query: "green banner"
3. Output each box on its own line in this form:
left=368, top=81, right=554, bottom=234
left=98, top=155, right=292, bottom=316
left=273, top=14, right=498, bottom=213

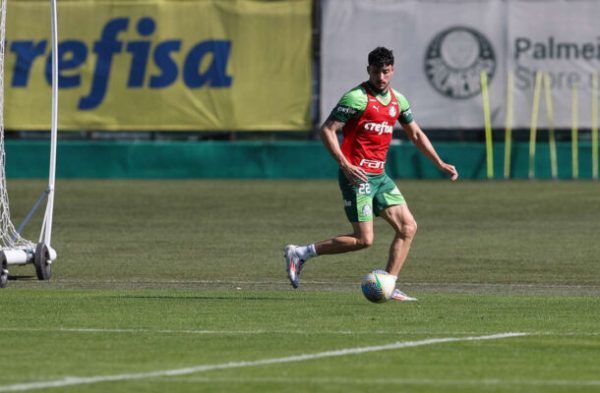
left=5, top=0, right=312, bottom=131
left=6, top=141, right=597, bottom=180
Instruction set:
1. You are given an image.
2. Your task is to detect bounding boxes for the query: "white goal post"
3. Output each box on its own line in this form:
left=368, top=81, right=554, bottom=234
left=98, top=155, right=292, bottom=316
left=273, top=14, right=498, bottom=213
left=0, top=0, right=59, bottom=288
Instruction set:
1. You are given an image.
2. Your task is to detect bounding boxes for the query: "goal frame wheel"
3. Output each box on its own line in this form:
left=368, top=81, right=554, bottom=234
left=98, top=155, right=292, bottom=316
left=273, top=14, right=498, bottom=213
left=0, top=252, right=7, bottom=288
left=34, top=243, right=52, bottom=281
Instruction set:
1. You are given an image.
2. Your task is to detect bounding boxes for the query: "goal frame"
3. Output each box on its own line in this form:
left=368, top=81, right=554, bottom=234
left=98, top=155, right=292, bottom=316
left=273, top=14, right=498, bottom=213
left=0, top=0, right=59, bottom=286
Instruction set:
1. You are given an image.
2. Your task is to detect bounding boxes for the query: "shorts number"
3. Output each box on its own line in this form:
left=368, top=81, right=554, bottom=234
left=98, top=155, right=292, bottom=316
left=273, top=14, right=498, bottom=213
left=358, top=183, right=371, bottom=195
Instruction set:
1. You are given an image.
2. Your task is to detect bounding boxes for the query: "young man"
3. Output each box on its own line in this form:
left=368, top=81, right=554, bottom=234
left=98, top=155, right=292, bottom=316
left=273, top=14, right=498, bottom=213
left=285, top=47, right=458, bottom=301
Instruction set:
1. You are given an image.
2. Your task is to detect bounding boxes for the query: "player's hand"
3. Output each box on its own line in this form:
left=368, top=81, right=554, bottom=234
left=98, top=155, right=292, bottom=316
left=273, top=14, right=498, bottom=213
left=341, top=163, right=368, bottom=185
left=440, top=163, right=459, bottom=181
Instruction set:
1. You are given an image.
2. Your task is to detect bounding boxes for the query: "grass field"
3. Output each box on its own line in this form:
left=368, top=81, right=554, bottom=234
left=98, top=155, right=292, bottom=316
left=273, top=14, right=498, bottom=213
left=1, top=179, right=599, bottom=392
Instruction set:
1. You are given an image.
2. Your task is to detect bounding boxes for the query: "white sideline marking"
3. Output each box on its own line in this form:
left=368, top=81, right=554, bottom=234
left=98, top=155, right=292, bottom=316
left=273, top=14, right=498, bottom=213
left=0, top=327, right=519, bottom=336
left=0, top=327, right=519, bottom=335
left=2, top=327, right=595, bottom=336
left=0, top=327, right=270, bottom=335
left=0, top=332, right=526, bottom=392
left=169, top=376, right=600, bottom=387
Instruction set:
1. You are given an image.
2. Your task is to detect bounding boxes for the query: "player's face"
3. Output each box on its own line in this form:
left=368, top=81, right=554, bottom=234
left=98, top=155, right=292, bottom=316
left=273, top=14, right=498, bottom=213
left=367, top=64, right=394, bottom=92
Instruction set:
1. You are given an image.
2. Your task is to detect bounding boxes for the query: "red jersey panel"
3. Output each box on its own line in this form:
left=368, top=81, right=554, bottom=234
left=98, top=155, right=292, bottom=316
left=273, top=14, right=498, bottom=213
left=340, top=84, right=400, bottom=174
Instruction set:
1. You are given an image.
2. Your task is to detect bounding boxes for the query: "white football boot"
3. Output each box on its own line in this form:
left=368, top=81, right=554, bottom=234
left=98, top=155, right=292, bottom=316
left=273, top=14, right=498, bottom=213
left=284, top=244, right=304, bottom=289
left=390, top=288, right=418, bottom=302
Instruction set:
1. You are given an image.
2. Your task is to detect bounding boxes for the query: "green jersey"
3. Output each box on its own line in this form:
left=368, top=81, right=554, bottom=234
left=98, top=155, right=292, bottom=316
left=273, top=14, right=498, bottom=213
left=329, top=83, right=414, bottom=124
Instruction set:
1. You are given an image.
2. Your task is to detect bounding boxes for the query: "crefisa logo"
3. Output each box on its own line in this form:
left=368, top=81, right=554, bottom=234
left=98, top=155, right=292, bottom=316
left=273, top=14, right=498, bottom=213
left=424, top=26, right=496, bottom=99
left=8, top=17, right=233, bottom=110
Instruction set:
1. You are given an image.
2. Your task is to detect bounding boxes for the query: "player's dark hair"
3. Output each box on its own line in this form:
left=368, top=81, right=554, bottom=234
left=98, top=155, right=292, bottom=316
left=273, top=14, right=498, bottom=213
left=368, top=47, right=394, bottom=67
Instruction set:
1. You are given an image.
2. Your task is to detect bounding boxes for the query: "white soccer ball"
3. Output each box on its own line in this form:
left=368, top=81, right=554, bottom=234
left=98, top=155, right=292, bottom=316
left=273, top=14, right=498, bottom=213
left=361, top=269, right=396, bottom=303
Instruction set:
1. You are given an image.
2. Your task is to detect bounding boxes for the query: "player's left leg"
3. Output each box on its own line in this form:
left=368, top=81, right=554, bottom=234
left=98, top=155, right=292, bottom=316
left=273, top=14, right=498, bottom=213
left=379, top=203, right=418, bottom=277
left=371, top=174, right=418, bottom=301
left=378, top=204, right=418, bottom=301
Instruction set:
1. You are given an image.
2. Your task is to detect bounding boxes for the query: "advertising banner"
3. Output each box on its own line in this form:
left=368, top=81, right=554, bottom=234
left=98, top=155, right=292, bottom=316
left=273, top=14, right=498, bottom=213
left=5, top=0, right=312, bottom=131
left=508, top=0, right=599, bottom=130
left=321, top=0, right=599, bottom=129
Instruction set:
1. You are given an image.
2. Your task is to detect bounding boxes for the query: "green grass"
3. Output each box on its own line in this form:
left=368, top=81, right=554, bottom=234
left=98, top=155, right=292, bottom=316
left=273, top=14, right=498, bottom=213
left=1, top=180, right=599, bottom=392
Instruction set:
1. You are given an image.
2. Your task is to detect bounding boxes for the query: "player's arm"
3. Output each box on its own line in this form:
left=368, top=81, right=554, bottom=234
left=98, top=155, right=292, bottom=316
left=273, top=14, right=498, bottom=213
left=401, top=121, right=459, bottom=181
left=321, top=87, right=369, bottom=184
left=395, top=91, right=458, bottom=180
left=320, top=119, right=368, bottom=184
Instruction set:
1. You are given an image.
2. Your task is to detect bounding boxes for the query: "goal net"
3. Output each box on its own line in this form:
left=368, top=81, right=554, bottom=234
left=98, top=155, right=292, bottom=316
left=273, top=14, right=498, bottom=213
left=0, top=0, right=35, bottom=252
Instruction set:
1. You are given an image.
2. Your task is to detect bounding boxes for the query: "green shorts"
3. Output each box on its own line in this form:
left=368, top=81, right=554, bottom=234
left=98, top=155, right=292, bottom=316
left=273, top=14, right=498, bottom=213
left=338, top=170, right=406, bottom=222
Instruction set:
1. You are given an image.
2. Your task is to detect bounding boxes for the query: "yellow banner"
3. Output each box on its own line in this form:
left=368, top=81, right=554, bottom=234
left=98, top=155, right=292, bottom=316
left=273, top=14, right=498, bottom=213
left=4, top=0, right=312, bottom=131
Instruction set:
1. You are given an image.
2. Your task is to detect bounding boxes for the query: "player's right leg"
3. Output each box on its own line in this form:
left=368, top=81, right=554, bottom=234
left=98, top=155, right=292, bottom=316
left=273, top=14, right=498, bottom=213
left=285, top=171, right=376, bottom=288
left=314, top=170, right=377, bottom=254
left=313, top=221, right=374, bottom=255
left=284, top=244, right=304, bottom=289
left=285, top=222, right=373, bottom=289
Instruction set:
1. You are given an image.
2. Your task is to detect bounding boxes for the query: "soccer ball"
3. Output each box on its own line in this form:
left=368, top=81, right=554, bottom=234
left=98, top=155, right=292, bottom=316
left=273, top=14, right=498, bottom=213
left=361, top=269, right=396, bottom=303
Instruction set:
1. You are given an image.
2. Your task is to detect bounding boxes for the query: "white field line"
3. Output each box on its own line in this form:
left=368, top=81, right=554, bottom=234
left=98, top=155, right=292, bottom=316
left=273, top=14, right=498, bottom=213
left=0, top=327, right=596, bottom=336
left=53, top=278, right=600, bottom=288
left=1, top=327, right=406, bottom=335
left=52, top=278, right=590, bottom=286
left=0, top=332, right=526, bottom=392
left=0, top=327, right=503, bottom=335
left=0, top=327, right=271, bottom=335
left=166, top=376, right=600, bottom=387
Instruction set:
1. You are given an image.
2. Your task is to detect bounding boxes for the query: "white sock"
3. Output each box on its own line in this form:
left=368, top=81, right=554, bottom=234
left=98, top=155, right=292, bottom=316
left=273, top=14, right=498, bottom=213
left=296, top=244, right=317, bottom=261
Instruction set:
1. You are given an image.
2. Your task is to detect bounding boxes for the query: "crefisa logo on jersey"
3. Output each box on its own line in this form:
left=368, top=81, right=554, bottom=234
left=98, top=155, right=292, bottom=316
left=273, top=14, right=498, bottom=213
left=424, top=26, right=496, bottom=99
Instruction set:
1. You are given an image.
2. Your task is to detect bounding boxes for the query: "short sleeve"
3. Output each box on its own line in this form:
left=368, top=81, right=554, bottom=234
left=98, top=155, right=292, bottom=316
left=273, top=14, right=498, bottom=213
left=394, top=91, right=414, bottom=124
left=328, top=86, right=368, bottom=123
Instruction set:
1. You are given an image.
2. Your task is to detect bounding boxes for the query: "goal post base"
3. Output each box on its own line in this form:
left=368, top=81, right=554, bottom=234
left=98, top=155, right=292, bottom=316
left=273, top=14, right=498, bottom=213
left=2, top=248, right=35, bottom=266
left=0, top=244, right=57, bottom=288
left=1, top=245, right=56, bottom=266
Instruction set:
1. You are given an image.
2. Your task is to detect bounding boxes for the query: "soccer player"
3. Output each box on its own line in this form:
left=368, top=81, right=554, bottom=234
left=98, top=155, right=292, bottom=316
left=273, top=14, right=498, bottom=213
left=284, top=47, right=458, bottom=301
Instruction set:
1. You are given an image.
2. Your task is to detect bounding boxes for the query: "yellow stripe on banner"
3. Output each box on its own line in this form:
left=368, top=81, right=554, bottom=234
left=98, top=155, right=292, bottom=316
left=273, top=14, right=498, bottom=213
left=480, top=71, right=494, bottom=179
left=543, top=73, right=557, bottom=180
left=504, top=71, right=513, bottom=179
left=529, top=71, right=543, bottom=179
left=572, top=83, right=579, bottom=179
left=592, top=72, right=598, bottom=180
left=4, top=0, right=313, bottom=131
